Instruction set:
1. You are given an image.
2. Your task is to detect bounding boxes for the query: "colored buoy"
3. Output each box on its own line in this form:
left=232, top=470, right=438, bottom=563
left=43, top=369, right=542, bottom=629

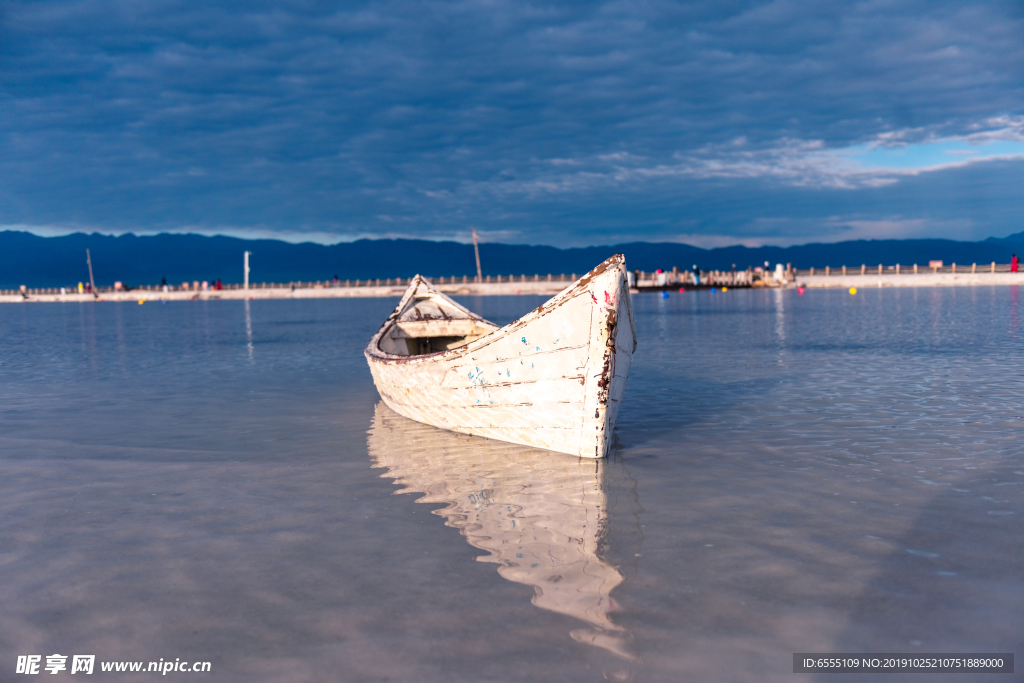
left=679, top=287, right=686, bottom=293
left=797, top=286, right=805, bottom=294
left=710, top=287, right=716, bottom=292
left=138, top=299, right=145, bottom=305
left=661, top=291, right=669, bottom=298
left=849, top=287, right=857, bottom=295
left=721, top=286, right=728, bottom=292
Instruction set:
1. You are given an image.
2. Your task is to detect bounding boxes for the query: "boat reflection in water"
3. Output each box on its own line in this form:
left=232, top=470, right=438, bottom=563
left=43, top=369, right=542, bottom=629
left=367, top=402, right=637, bottom=660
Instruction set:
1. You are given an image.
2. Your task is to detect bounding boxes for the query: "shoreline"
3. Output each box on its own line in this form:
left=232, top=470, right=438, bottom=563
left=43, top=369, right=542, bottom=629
left=0, top=279, right=571, bottom=303
left=7, top=271, right=1024, bottom=303
left=796, top=272, right=1024, bottom=288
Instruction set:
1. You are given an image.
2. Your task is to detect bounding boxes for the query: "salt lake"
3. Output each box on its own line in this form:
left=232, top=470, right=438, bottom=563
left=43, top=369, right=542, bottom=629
left=1, top=287, right=1022, bottom=682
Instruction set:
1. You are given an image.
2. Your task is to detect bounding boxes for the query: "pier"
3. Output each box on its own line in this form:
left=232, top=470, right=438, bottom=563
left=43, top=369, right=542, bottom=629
left=5, top=262, right=1024, bottom=303
left=794, top=262, right=1024, bottom=289
left=0, top=273, right=579, bottom=303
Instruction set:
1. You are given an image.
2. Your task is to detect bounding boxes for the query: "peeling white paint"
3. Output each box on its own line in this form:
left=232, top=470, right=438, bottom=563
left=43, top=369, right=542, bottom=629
left=365, top=254, right=636, bottom=458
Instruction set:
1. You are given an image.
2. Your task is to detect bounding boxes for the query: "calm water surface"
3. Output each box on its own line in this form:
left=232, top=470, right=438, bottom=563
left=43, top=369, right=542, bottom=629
left=1, top=289, right=1022, bottom=682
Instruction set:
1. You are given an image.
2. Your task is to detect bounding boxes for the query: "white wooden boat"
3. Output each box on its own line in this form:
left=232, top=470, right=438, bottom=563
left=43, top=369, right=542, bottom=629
left=364, top=254, right=636, bottom=458
left=367, top=402, right=636, bottom=659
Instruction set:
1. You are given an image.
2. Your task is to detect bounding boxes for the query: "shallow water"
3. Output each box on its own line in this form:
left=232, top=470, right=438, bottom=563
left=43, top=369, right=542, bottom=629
left=1, top=289, right=1022, bottom=682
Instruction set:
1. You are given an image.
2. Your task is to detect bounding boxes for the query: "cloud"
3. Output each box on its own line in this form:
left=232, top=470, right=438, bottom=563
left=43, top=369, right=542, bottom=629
left=0, top=0, right=1022, bottom=246
left=426, top=117, right=1024, bottom=204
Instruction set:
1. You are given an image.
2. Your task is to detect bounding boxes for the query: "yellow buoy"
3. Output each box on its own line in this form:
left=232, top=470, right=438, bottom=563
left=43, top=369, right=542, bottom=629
left=849, top=287, right=857, bottom=295
left=721, top=286, right=728, bottom=292
left=138, top=299, right=145, bottom=305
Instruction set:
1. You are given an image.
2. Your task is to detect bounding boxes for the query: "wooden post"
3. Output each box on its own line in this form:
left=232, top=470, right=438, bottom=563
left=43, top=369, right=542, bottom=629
left=896, top=264, right=900, bottom=274
left=914, top=264, right=918, bottom=274
left=877, top=264, right=882, bottom=275
left=972, top=263, right=976, bottom=273
left=810, top=267, right=814, bottom=275
left=86, top=248, right=97, bottom=297
left=472, top=227, right=483, bottom=283
left=861, top=264, right=866, bottom=275
left=244, top=251, right=250, bottom=290
left=991, top=262, right=996, bottom=273
left=842, top=265, right=847, bottom=275
left=825, top=266, right=830, bottom=276
left=952, top=263, right=956, bottom=273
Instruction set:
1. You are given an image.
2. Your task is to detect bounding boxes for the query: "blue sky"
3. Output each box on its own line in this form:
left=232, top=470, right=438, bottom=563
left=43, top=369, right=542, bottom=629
left=1, top=0, right=1022, bottom=247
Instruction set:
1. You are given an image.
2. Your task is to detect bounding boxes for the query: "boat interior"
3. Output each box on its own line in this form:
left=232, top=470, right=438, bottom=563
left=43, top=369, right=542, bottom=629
left=378, top=292, right=499, bottom=356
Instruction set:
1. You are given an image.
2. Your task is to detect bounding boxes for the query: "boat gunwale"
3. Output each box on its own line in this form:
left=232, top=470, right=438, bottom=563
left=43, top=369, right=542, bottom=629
left=364, top=253, right=629, bottom=367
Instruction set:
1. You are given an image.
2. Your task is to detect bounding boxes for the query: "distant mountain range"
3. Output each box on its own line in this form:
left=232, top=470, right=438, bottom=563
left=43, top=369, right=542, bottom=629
left=3, top=230, right=1024, bottom=289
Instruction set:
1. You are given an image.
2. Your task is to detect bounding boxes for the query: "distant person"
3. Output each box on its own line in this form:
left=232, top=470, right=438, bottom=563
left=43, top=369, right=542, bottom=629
left=1012, top=254, right=1019, bottom=273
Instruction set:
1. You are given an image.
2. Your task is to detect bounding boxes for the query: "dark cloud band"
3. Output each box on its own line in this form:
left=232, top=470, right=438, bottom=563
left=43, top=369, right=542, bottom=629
left=1, top=0, right=1022, bottom=245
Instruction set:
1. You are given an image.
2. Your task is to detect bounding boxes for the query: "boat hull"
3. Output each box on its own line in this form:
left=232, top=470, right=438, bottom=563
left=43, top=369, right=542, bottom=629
left=365, top=254, right=635, bottom=458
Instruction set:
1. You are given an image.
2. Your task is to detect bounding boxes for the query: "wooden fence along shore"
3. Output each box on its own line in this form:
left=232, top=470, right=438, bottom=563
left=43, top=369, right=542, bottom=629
left=0, top=272, right=582, bottom=299
left=3, top=261, right=1024, bottom=302
left=0, top=273, right=587, bottom=302
left=796, top=261, right=1017, bottom=276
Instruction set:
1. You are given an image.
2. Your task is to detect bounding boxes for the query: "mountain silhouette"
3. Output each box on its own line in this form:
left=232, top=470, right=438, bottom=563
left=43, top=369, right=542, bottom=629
left=3, top=230, right=1024, bottom=288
